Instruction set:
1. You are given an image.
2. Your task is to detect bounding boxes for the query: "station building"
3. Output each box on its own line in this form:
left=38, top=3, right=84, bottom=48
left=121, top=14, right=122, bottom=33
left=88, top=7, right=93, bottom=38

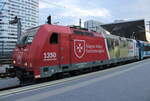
left=84, top=20, right=111, bottom=35
left=84, top=20, right=103, bottom=31
left=84, top=19, right=148, bottom=42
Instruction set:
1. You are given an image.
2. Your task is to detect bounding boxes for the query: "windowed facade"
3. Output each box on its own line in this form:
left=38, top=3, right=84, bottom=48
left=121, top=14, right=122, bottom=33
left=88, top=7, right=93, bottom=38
left=0, top=0, right=39, bottom=52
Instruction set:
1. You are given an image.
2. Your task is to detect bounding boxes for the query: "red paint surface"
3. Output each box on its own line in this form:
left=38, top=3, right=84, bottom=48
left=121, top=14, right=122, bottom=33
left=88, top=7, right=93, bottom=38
left=13, top=24, right=109, bottom=76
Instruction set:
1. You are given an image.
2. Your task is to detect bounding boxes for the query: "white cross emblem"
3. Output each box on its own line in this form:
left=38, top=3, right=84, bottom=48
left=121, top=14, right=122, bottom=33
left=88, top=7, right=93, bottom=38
left=76, top=43, right=83, bottom=53
left=74, top=40, right=85, bottom=59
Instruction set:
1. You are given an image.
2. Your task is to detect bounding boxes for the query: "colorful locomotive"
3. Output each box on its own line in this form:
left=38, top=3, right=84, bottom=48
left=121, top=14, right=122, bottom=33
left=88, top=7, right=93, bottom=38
left=12, top=24, right=150, bottom=80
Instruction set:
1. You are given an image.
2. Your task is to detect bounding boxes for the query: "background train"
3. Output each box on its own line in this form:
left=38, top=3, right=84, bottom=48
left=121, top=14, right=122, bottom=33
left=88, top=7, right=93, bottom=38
left=138, top=41, right=150, bottom=59
left=12, top=24, right=150, bottom=81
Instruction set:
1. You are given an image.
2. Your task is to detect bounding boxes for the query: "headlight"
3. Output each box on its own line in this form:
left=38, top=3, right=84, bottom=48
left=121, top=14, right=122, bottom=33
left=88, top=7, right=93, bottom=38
left=13, top=60, right=16, bottom=64
left=24, top=62, right=27, bottom=66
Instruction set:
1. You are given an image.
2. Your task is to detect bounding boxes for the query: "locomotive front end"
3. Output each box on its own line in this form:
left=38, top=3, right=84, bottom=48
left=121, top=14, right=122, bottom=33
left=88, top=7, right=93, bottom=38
left=12, top=27, right=39, bottom=80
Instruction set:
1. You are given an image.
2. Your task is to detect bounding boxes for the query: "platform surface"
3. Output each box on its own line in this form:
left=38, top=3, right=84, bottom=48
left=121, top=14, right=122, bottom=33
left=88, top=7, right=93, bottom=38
left=0, top=77, right=20, bottom=89
left=1, top=59, right=150, bottom=101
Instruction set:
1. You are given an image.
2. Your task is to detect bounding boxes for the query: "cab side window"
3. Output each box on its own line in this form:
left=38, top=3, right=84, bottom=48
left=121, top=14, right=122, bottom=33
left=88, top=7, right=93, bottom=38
left=50, top=33, right=58, bottom=44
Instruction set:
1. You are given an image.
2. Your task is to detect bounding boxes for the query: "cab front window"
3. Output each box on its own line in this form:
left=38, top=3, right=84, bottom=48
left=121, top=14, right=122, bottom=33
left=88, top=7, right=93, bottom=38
left=18, top=27, right=39, bottom=45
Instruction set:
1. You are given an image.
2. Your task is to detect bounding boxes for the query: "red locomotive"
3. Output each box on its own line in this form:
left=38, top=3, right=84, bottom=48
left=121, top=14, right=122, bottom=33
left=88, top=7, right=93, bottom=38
left=12, top=24, right=139, bottom=80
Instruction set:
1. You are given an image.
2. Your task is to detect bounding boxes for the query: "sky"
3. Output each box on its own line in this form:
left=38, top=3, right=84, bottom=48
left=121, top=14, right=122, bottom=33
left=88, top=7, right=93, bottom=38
left=39, top=0, right=150, bottom=27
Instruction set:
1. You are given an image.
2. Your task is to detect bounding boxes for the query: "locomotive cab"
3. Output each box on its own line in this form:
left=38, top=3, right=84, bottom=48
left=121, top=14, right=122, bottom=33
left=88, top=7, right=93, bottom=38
left=12, top=24, right=71, bottom=80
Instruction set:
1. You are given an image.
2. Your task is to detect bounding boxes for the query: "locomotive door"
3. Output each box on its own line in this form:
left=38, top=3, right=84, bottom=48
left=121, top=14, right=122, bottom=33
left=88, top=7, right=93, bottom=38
left=59, top=33, right=70, bottom=70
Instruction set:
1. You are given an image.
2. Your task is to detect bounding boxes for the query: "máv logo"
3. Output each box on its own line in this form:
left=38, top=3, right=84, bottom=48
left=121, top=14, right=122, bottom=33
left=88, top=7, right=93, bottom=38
left=74, top=39, right=85, bottom=59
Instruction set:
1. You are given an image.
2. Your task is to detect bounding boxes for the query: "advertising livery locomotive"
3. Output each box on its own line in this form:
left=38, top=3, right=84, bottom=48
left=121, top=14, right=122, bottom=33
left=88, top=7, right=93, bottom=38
left=12, top=24, right=150, bottom=80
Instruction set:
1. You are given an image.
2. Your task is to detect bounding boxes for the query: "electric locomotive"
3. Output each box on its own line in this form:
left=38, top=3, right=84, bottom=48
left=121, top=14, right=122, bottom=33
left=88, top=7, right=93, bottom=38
left=12, top=24, right=140, bottom=80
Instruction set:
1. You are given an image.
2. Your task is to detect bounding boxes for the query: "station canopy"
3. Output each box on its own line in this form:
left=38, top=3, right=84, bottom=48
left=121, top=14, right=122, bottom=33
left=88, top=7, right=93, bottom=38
left=101, top=19, right=147, bottom=41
